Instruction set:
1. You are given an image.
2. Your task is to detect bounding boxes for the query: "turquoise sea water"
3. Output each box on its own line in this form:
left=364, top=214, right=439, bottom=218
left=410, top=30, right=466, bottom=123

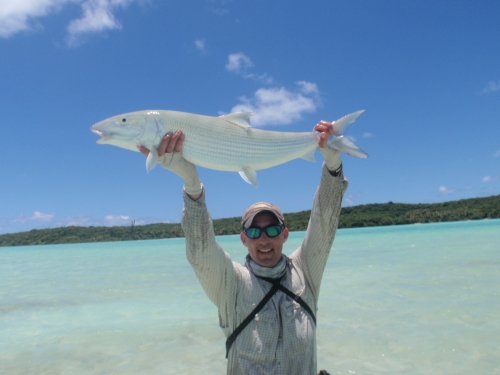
left=1, top=220, right=499, bottom=375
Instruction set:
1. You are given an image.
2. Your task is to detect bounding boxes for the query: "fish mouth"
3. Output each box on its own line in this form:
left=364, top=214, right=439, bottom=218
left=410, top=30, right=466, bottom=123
left=91, top=126, right=108, bottom=143
left=91, top=126, right=102, bottom=136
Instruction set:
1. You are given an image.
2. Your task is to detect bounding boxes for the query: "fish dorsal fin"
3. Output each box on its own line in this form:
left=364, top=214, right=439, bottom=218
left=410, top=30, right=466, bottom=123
left=238, top=167, right=258, bottom=188
left=219, top=112, right=254, bottom=128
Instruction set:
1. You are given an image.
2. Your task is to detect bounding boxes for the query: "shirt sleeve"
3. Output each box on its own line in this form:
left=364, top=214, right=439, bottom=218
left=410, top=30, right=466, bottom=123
left=181, top=186, right=236, bottom=311
left=289, top=163, right=348, bottom=300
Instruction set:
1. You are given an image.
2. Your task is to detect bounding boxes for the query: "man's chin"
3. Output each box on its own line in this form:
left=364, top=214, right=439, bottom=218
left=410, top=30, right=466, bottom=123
left=256, top=253, right=280, bottom=267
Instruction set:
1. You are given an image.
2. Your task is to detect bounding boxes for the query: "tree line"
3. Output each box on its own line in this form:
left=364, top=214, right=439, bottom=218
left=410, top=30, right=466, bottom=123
left=1, top=194, right=499, bottom=247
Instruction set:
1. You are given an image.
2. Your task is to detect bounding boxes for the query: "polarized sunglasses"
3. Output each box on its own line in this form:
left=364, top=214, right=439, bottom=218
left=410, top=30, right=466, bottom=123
left=244, top=225, right=284, bottom=239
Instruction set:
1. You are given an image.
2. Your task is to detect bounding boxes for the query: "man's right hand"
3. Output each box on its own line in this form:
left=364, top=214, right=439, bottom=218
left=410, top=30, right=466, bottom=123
left=137, top=131, right=203, bottom=200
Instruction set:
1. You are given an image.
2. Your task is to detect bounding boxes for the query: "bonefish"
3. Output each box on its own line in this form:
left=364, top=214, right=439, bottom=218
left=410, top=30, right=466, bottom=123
left=91, top=110, right=367, bottom=187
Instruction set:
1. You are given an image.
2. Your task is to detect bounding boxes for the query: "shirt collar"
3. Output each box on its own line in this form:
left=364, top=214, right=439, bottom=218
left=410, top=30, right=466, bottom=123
left=245, top=254, right=287, bottom=279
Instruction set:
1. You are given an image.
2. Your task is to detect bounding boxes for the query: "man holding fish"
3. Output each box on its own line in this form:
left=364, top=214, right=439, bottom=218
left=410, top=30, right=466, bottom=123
left=138, top=120, right=347, bottom=375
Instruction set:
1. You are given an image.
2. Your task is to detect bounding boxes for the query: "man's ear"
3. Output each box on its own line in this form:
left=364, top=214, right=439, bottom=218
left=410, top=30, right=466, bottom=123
left=240, top=232, right=248, bottom=247
left=282, top=227, right=289, bottom=243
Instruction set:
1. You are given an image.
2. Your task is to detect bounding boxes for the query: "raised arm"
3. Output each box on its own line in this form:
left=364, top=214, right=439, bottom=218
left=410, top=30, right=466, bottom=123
left=138, top=132, right=234, bottom=309
left=289, top=121, right=348, bottom=299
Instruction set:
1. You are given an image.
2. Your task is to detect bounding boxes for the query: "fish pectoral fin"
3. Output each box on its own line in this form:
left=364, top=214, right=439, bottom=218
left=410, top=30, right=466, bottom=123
left=301, top=148, right=316, bottom=162
left=146, top=147, right=159, bottom=173
left=238, top=168, right=258, bottom=188
left=220, top=112, right=254, bottom=128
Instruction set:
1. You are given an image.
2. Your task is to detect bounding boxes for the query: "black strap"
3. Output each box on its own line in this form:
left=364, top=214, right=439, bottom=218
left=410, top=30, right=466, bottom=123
left=225, top=275, right=316, bottom=359
left=225, top=277, right=282, bottom=358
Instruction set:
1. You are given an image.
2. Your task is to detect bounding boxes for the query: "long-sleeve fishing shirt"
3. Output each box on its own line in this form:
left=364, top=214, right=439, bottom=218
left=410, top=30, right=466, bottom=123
left=181, top=164, right=348, bottom=375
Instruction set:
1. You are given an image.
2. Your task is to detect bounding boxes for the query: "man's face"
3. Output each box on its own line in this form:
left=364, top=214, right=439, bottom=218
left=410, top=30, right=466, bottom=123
left=240, top=212, right=289, bottom=267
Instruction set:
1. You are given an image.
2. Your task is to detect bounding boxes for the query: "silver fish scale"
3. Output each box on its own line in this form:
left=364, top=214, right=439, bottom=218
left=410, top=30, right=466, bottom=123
left=160, top=112, right=318, bottom=172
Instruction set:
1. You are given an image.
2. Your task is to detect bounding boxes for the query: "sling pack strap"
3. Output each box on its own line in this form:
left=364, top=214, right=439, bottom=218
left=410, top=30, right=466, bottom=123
left=225, top=277, right=282, bottom=358
left=257, top=275, right=317, bottom=326
left=225, top=275, right=316, bottom=359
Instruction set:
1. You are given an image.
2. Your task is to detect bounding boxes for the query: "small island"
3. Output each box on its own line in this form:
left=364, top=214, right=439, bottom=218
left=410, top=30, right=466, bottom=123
left=1, top=195, right=499, bottom=247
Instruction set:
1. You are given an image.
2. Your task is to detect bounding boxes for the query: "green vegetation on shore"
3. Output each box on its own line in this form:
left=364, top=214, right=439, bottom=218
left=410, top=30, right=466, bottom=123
left=1, top=195, right=499, bottom=247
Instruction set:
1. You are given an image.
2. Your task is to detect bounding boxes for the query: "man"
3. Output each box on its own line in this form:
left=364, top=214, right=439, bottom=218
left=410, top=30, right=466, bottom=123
left=138, top=120, right=348, bottom=375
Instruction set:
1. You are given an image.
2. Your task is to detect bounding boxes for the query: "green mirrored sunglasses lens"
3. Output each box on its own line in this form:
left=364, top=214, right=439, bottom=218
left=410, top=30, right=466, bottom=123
left=265, top=226, right=281, bottom=237
left=246, top=228, right=261, bottom=238
left=245, top=225, right=283, bottom=239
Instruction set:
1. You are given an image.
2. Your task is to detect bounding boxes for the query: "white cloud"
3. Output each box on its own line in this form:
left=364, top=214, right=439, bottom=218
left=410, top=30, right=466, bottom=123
left=229, top=81, right=320, bottom=127
left=481, top=80, right=500, bottom=94
left=242, top=73, right=274, bottom=84
left=66, top=0, right=133, bottom=46
left=104, top=214, right=131, bottom=226
left=362, top=132, right=374, bottom=138
left=296, top=81, right=318, bottom=94
left=482, top=175, right=500, bottom=183
left=226, top=52, right=253, bottom=73
left=194, top=39, right=206, bottom=53
left=57, top=215, right=93, bottom=227
left=342, top=192, right=363, bottom=206
left=495, top=150, right=500, bottom=158
left=32, top=211, right=56, bottom=221
left=438, top=185, right=457, bottom=195
left=225, top=52, right=274, bottom=83
left=0, top=0, right=67, bottom=37
left=0, top=0, right=136, bottom=45
left=12, top=210, right=56, bottom=223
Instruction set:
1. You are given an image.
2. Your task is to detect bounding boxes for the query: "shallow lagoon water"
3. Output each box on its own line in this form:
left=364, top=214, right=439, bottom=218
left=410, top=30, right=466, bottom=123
left=1, top=220, right=499, bottom=374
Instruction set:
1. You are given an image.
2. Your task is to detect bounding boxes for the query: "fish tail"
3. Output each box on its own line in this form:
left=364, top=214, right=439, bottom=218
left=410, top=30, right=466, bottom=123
left=327, top=110, right=368, bottom=158
left=330, top=110, right=365, bottom=136
left=328, top=136, right=368, bottom=158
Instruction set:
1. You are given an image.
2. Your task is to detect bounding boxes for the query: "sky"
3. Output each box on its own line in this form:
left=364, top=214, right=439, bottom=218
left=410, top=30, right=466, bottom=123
left=0, top=0, right=499, bottom=234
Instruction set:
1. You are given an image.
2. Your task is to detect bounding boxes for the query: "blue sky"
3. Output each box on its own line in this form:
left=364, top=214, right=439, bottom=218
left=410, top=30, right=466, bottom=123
left=1, top=0, right=499, bottom=234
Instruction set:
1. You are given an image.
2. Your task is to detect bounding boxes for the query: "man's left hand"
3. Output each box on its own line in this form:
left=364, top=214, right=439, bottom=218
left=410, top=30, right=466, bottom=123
left=314, top=120, right=342, bottom=173
left=314, top=120, right=334, bottom=148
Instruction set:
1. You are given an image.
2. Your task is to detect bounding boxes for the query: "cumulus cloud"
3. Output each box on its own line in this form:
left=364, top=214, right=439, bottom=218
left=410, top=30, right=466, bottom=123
left=104, top=214, right=132, bottom=226
left=0, top=0, right=65, bottom=37
left=10, top=211, right=56, bottom=223
left=344, top=197, right=354, bottom=205
left=226, top=52, right=253, bottom=73
left=194, top=39, right=206, bottom=54
left=438, top=185, right=457, bottom=195
left=481, top=80, right=500, bottom=94
left=66, top=0, right=134, bottom=46
left=0, top=0, right=136, bottom=45
left=482, top=175, right=500, bottom=183
left=229, top=81, right=320, bottom=127
left=295, top=81, right=316, bottom=94
left=56, top=215, right=93, bottom=227
left=225, top=52, right=274, bottom=83
left=342, top=192, right=363, bottom=206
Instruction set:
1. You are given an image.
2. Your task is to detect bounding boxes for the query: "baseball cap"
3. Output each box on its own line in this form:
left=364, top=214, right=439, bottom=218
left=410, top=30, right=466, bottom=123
left=241, top=202, right=285, bottom=230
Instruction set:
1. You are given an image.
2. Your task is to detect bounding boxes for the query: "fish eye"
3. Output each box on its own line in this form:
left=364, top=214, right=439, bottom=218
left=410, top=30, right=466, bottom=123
left=120, top=117, right=127, bottom=125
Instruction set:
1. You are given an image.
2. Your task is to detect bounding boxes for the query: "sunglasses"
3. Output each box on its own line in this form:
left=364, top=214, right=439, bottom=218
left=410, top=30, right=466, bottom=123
left=244, top=225, right=284, bottom=239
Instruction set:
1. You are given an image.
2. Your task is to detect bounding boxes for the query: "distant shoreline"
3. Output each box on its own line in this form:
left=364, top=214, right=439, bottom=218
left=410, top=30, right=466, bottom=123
left=1, top=195, right=499, bottom=247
